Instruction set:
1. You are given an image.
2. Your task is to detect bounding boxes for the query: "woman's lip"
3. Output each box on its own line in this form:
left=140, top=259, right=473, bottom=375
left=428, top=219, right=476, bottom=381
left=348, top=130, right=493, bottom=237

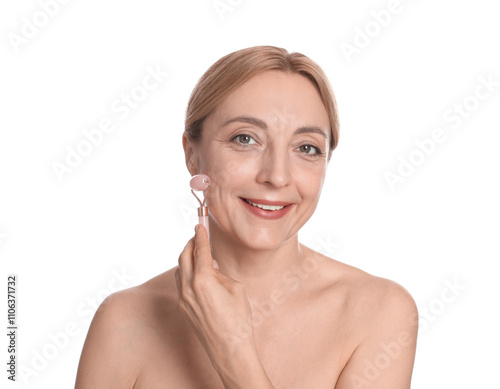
left=240, top=197, right=293, bottom=206
left=239, top=197, right=294, bottom=219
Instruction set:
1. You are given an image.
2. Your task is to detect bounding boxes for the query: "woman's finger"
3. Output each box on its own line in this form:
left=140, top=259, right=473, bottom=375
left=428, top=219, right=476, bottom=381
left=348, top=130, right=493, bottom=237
left=192, top=224, right=214, bottom=275
left=177, top=237, right=195, bottom=286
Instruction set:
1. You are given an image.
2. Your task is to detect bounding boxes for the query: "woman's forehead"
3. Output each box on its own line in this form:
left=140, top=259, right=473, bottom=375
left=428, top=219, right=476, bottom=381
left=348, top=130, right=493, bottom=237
left=208, top=71, right=330, bottom=132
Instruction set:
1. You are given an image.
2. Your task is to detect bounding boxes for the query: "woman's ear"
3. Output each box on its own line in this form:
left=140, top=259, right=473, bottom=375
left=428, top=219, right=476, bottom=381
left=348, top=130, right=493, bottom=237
left=182, top=132, right=198, bottom=175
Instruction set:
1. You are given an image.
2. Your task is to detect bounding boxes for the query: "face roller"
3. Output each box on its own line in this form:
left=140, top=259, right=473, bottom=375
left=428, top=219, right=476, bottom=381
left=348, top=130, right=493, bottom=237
left=190, top=174, right=211, bottom=242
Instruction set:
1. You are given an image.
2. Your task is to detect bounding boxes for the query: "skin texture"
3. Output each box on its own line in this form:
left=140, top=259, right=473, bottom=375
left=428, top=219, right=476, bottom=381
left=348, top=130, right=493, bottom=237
left=75, top=70, right=418, bottom=388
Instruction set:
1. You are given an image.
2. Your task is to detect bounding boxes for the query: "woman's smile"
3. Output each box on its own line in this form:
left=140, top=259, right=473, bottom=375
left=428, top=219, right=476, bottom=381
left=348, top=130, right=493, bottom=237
left=239, top=197, right=295, bottom=220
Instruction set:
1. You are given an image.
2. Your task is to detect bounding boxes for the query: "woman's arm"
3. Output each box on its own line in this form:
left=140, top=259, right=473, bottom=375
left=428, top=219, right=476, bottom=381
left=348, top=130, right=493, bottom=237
left=175, top=224, right=274, bottom=389
left=334, top=281, right=418, bottom=389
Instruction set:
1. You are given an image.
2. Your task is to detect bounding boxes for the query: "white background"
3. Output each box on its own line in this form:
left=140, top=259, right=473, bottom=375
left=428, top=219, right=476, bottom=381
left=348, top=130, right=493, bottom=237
left=1, top=0, right=499, bottom=387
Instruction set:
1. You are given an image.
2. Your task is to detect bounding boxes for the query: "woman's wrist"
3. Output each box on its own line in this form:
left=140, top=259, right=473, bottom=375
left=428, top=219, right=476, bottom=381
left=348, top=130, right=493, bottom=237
left=212, top=343, right=274, bottom=389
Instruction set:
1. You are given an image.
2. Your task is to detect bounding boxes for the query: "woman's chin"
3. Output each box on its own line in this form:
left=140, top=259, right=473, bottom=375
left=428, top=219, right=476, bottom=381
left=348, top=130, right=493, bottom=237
left=209, top=214, right=293, bottom=250
left=232, top=228, right=290, bottom=251
left=241, top=240, right=280, bottom=251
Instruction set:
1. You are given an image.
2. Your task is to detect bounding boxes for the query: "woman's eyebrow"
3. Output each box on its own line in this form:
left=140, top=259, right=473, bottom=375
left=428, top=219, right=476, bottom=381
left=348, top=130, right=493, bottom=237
left=294, top=126, right=328, bottom=139
left=221, top=115, right=268, bottom=129
left=221, top=115, right=328, bottom=139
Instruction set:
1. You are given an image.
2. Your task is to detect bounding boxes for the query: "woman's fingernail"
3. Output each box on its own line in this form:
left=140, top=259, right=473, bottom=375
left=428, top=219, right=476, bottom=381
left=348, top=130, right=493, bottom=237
left=195, top=225, right=199, bottom=232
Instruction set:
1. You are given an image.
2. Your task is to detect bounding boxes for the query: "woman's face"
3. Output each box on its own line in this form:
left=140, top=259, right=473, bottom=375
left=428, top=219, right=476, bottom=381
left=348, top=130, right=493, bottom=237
left=185, top=70, right=331, bottom=250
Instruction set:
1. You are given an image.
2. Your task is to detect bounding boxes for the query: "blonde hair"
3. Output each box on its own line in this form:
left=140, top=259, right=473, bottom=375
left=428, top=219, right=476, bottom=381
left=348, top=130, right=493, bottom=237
left=185, top=45, right=339, bottom=159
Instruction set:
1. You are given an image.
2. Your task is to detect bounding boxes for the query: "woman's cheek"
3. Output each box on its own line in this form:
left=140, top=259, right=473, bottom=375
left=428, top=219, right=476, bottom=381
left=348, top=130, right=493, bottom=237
left=213, top=161, right=239, bottom=188
left=297, top=166, right=326, bottom=201
left=213, top=155, right=256, bottom=188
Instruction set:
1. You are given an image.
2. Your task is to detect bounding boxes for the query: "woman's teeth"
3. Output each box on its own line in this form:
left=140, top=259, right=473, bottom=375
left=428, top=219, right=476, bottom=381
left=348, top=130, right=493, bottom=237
left=244, top=199, right=285, bottom=211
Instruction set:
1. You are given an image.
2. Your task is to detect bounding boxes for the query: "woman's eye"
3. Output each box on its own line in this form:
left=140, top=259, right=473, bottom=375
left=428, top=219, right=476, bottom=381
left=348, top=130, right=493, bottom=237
left=233, top=134, right=256, bottom=145
left=298, top=144, right=321, bottom=155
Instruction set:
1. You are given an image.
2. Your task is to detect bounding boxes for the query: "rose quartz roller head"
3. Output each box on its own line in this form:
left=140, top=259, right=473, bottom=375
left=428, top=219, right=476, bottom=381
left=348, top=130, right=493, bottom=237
left=190, top=174, right=211, bottom=242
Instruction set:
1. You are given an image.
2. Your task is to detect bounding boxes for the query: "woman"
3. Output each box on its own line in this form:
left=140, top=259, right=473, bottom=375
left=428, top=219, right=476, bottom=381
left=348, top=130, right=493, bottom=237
left=75, top=46, right=418, bottom=388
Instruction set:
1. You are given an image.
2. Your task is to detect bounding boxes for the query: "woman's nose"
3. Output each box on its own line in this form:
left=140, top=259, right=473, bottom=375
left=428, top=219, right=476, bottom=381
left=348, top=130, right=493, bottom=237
left=255, top=146, right=291, bottom=188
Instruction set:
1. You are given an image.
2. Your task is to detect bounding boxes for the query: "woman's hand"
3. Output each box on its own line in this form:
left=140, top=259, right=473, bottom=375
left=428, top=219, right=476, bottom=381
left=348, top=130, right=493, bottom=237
left=175, top=224, right=270, bottom=384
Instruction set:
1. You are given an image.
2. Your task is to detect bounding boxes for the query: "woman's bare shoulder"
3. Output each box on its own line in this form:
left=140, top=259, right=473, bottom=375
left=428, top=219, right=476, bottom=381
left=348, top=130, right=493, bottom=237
left=75, top=267, right=180, bottom=388
left=303, top=245, right=417, bottom=320
left=93, top=267, right=177, bottom=319
left=307, top=250, right=419, bottom=387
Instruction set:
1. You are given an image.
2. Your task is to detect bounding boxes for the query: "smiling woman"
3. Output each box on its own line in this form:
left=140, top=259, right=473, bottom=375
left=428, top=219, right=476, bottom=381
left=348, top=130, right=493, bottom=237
left=74, top=46, right=418, bottom=389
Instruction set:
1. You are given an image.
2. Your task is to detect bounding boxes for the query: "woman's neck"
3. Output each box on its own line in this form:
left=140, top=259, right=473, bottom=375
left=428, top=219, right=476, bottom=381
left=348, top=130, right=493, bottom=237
left=208, top=224, right=306, bottom=301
